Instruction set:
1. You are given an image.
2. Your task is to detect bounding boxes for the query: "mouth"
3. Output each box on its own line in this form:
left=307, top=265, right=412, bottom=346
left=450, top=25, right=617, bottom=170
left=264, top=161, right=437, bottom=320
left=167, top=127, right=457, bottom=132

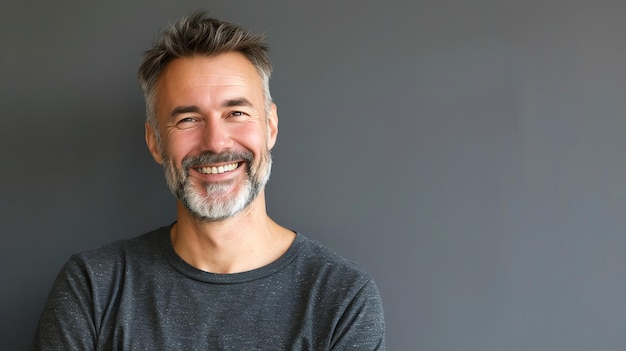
left=195, top=162, right=241, bottom=175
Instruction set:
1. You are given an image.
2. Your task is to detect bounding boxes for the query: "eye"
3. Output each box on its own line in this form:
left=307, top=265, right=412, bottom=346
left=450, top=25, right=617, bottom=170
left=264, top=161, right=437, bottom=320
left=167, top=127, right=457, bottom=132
left=228, top=111, right=247, bottom=118
left=175, top=117, right=199, bottom=129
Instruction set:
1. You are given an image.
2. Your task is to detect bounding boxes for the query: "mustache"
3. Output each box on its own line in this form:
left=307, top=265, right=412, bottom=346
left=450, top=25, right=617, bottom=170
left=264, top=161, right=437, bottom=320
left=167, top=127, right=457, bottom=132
left=181, top=149, right=254, bottom=170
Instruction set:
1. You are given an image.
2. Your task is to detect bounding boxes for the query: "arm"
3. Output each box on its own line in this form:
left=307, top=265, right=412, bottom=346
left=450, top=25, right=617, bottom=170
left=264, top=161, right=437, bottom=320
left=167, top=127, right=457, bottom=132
left=330, top=279, right=386, bottom=350
left=30, top=257, right=97, bottom=351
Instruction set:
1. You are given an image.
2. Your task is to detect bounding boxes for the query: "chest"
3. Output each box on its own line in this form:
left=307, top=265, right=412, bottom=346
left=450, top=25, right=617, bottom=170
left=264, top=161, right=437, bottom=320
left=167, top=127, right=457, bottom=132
left=93, top=271, right=336, bottom=350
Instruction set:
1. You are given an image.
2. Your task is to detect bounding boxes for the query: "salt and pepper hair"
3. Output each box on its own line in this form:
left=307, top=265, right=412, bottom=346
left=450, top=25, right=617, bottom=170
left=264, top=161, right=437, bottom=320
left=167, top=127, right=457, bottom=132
left=138, top=11, right=273, bottom=134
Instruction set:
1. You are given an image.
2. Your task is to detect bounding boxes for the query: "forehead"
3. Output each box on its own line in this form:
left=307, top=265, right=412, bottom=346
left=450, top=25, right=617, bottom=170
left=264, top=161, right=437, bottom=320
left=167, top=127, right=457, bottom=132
left=156, top=52, right=263, bottom=96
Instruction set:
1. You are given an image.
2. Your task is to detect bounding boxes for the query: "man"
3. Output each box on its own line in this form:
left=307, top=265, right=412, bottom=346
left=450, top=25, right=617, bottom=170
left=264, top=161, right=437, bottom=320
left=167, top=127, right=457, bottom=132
left=31, top=11, right=385, bottom=350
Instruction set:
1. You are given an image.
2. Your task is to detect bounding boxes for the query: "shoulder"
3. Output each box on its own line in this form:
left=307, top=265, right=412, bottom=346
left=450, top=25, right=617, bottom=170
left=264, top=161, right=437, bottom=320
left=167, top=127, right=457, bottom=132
left=297, top=234, right=370, bottom=274
left=76, top=225, right=167, bottom=257
left=294, top=233, right=377, bottom=294
left=292, top=234, right=386, bottom=348
left=66, top=225, right=170, bottom=279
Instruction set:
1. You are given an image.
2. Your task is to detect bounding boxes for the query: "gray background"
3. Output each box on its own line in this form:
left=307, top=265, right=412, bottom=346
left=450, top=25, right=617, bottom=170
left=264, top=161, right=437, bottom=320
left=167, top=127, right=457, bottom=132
left=2, top=0, right=625, bottom=350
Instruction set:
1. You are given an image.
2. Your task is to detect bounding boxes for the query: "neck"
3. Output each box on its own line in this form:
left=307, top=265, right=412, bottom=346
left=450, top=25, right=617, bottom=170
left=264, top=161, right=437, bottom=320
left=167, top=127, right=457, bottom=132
left=170, top=192, right=294, bottom=274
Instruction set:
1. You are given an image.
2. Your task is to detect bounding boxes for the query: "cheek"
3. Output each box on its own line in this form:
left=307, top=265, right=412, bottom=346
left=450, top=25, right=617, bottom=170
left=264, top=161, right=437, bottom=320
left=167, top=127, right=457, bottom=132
left=233, top=123, right=267, bottom=151
left=162, top=130, right=202, bottom=161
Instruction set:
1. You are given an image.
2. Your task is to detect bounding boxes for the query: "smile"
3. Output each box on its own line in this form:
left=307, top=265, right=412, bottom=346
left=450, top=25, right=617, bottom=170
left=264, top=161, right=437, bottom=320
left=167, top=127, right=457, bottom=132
left=196, top=162, right=240, bottom=175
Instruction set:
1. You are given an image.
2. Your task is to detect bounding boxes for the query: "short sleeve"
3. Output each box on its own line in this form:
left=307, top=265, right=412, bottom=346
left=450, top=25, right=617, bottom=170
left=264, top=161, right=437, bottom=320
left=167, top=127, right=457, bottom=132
left=30, top=256, right=97, bottom=351
left=330, top=278, right=386, bottom=350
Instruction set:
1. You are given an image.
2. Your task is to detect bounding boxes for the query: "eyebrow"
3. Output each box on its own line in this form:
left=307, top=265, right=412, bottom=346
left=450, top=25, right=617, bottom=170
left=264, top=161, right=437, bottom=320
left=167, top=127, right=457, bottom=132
left=221, top=98, right=254, bottom=108
left=170, top=105, right=201, bottom=118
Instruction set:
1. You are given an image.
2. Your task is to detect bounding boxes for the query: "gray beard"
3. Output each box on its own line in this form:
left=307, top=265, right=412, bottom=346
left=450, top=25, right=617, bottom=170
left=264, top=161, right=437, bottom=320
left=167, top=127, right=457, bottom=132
left=162, top=149, right=272, bottom=222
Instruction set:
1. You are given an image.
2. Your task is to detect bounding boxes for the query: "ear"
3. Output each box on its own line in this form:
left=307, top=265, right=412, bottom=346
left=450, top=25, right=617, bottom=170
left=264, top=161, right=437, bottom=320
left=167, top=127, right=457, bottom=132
left=266, top=103, right=279, bottom=150
left=145, top=122, right=163, bottom=164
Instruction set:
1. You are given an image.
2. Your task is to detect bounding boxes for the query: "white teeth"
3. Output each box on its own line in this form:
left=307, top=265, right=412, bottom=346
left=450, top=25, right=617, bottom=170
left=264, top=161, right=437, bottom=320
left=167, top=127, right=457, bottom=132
left=199, top=163, right=239, bottom=174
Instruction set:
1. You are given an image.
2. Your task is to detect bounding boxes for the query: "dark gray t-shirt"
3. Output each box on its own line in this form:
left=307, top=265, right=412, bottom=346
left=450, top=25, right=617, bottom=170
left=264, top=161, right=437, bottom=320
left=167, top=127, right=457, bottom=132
left=31, top=225, right=385, bottom=350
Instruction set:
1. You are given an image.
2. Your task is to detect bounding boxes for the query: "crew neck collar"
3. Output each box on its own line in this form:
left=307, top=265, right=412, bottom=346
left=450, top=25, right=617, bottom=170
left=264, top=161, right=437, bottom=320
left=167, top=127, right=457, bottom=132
left=158, top=224, right=304, bottom=284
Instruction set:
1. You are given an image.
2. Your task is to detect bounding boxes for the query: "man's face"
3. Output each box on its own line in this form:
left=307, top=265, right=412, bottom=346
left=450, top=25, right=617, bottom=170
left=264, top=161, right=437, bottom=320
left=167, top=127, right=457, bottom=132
left=145, top=53, right=278, bottom=221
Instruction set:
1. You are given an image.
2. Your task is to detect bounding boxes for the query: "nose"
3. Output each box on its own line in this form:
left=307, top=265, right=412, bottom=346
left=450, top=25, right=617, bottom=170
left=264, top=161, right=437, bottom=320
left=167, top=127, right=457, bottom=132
left=199, top=117, right=233, bottom=153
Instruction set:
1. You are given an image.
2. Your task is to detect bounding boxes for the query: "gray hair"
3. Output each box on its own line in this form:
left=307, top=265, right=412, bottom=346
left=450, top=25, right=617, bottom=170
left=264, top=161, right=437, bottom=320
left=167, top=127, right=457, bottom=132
left=138, top=11, right=273, bottom=133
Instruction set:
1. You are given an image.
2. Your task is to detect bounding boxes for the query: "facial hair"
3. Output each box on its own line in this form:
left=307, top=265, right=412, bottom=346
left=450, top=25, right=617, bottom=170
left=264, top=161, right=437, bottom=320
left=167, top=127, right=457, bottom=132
left=162, top=148, right=272, bottom=222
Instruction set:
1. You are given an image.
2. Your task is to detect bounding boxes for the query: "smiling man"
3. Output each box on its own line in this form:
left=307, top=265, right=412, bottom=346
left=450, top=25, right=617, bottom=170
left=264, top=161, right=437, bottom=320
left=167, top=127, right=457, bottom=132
left=31, top=11, right=385, bottom=350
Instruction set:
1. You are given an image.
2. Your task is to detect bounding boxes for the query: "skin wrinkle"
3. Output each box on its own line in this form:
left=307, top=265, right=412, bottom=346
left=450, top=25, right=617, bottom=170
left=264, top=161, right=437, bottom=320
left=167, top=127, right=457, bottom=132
left=169, top=98, right=255, bottom=123
left=149, top=53, right=276, bottom=223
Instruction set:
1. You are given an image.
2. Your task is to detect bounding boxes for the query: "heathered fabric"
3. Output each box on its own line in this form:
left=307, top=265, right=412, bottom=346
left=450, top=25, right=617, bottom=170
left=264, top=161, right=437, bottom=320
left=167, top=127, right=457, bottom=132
left=30, top=225, right=385, bottom=350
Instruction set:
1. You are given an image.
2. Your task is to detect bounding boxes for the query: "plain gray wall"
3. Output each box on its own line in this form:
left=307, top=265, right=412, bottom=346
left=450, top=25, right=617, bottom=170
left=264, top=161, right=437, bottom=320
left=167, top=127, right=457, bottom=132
left=2, top=0, right=625, bottom=350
